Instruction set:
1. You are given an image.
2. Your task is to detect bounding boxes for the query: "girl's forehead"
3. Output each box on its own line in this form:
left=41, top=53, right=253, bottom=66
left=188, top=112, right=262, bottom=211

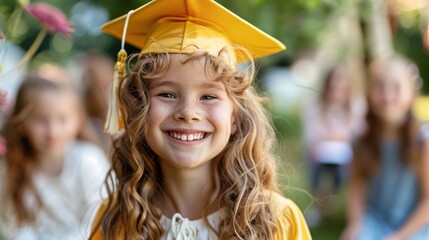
left=31, top=88, right=76, bottom=100
left=30, top=89, right=80, bottom=110
left=155, top=55, right=224, bottom=85
left=373, top=67, right=411, bottom=86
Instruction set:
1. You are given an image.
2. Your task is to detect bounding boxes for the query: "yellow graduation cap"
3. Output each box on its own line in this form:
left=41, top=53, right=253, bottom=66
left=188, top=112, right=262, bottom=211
left=101, top=0, right=286, bottom=134
left=101, top=0, right=285, bottom=62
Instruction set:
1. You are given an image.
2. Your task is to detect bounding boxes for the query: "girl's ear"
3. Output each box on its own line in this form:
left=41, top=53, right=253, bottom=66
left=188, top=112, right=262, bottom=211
left=79, top=112, right=90, bottom=136
left=78, top=111, right=85, bottom=128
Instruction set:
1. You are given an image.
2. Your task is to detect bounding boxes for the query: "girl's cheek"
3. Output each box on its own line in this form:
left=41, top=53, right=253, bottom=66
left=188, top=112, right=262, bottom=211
left=68, top=117, right=81, bottom=136
left=369, top=92, right=381, bottom=108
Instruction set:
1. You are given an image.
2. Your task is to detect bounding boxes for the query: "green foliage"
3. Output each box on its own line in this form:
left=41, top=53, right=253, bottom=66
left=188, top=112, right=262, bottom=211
left=393, top=17, right=429, bottom=95
left=271, top=110, right=303, bottom=141
left=217, top=0, right=346, bottom=57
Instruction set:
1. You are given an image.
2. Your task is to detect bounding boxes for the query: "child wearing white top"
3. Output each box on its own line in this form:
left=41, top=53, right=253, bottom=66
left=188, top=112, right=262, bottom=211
left=0, top=76, right=109, bottom=240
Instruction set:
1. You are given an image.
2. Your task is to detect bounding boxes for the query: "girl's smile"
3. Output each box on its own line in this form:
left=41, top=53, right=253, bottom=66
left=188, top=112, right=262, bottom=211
left=166, top=130, right=209, bottom=143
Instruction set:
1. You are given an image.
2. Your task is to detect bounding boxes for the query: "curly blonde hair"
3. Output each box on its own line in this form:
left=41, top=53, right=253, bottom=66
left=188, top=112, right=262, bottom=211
left=96, top=51, right=280, bottom=239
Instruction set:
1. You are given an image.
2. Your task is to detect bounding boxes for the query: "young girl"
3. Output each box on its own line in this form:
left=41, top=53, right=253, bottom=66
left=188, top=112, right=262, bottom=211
left=303, top=66, right=365, bottom=192
left=302, top=65, right=365, bottom=226
left=0, top=76, right=109, bottom=239
left=91, top=0, right=312, bottom=239
left=342, top=55, right=429, bottom=240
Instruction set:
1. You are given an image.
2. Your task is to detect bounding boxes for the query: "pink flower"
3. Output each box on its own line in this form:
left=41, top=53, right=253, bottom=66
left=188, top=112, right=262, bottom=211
left=23, top=3, right=73, bottom=38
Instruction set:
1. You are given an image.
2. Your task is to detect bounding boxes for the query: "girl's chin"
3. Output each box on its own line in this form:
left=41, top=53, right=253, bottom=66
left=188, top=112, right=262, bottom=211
left=39, top=147, right=66, bottom=158
left=162, top=157, right=211, bottom=170
left=379, top=115, right=407, bottom=127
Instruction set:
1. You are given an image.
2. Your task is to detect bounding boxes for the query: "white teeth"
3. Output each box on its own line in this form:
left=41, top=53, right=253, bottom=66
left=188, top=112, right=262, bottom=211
left=169, top=132, right=204, bottom=141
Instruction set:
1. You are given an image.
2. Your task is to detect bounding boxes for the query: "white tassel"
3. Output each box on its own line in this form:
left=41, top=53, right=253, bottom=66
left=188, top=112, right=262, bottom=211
left=104, top=10, right=134, bottom=135
left=104, top=49, right=127, bottom=135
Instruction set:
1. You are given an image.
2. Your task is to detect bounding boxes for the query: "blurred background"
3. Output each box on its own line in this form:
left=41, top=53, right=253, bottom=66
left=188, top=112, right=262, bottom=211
left=1, top=0, right=428, bottom=239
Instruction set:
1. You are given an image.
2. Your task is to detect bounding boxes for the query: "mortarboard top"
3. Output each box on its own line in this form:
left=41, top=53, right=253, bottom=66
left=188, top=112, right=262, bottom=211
left=100, top=0, right=286, bottom=63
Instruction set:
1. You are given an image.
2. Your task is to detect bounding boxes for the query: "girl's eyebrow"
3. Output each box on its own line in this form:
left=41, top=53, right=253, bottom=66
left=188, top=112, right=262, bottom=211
left=149, top=80, right=175, bottom=89
left=150, top=80, right=225, bottom=91
left=200, top=82, right=226, bottom=91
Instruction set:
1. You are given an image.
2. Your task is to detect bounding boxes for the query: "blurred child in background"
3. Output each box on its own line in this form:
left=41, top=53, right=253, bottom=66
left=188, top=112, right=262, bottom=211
left=302, top=65, right=365, bottom=226
left=0, top=75, right=109, bottom=240
left=80, top=52, right=114, bottom=153
left=342, top=55, right=429, bottom=240
left=33, top=63, right=102, bottom=151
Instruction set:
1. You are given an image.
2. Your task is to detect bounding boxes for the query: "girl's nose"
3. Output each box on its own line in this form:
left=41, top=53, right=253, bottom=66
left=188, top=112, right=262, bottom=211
left=47, top=121, right=60, bottom=137
left=174, top=99, right=201, bottom=122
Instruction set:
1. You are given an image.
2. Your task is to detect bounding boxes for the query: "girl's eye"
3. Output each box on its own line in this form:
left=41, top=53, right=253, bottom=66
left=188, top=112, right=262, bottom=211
left=158, top=93, right=176, bottom=98
left=201, top=95, right=217, bottom=100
